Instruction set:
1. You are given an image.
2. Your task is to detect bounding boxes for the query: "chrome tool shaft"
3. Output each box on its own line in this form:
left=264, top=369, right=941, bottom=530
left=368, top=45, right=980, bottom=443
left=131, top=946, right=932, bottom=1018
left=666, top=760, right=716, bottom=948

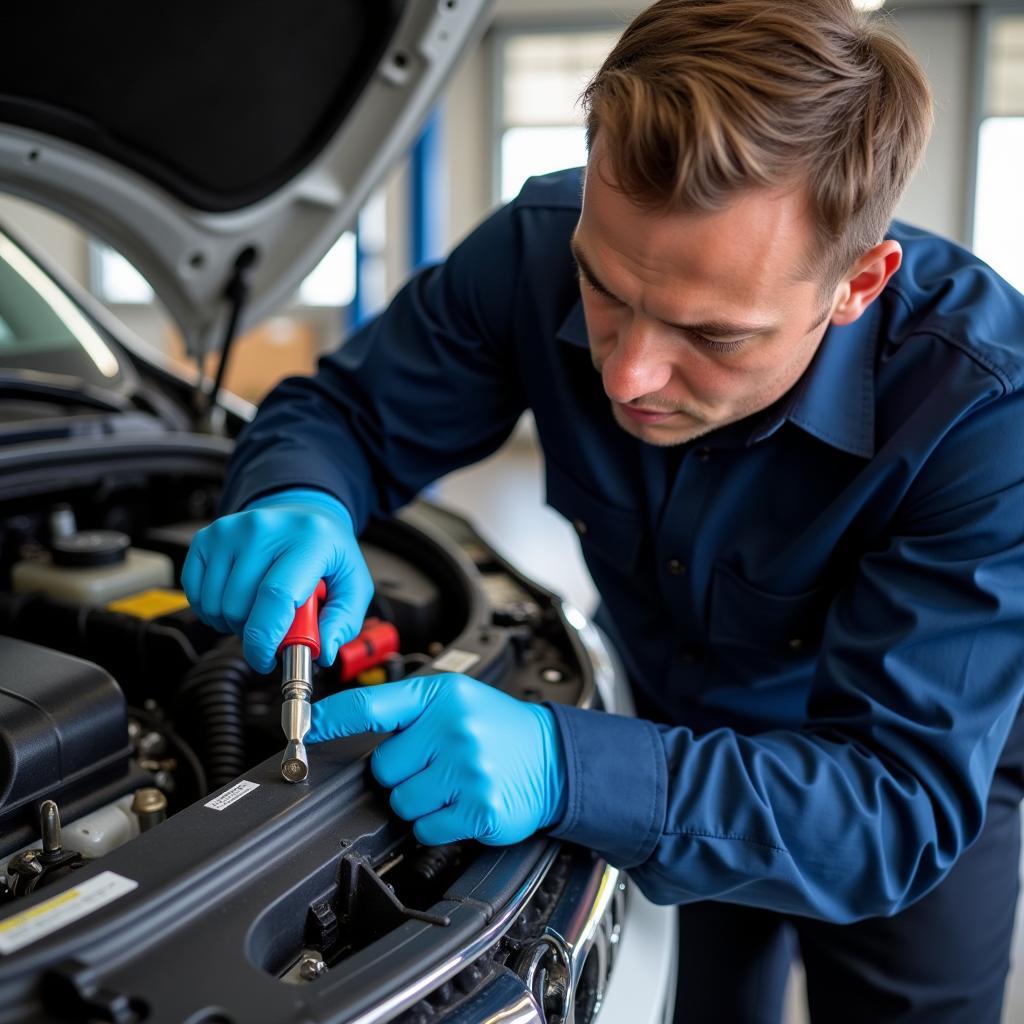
left=278, top=580, right=326, bottom=783
left=281, top=645, right=312, bottom=782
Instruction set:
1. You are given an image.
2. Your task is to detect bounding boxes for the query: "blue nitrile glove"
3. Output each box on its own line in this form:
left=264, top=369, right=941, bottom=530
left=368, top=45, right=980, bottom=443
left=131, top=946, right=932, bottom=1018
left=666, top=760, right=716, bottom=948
left=307, top=673, right=568, bottom=846
left=181, top=488, right=373, bottom=674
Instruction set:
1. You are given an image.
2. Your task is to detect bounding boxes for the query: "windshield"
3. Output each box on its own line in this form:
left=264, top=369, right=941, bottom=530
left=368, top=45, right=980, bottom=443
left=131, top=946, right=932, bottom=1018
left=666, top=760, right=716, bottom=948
left=0, top=228, right=123, bottom=386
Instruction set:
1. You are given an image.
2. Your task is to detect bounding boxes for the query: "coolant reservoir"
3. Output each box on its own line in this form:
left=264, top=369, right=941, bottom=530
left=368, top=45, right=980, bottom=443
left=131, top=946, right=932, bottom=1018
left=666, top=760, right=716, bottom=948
left=12, top=529, right=174, bottom=607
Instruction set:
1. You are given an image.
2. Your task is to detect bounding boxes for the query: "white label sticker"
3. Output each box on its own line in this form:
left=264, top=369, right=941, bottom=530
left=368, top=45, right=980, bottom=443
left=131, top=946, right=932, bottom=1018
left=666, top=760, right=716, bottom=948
left=0, top=870, right=137, bottom=955
left=204, top=779, right=260, bottom=811
left=431, top=648, right=481, bottom=674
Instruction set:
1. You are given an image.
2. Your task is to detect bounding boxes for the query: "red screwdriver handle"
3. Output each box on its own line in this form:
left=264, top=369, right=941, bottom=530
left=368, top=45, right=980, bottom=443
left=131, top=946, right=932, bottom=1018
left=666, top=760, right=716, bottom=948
left=278, top=579, right=327, bottom=659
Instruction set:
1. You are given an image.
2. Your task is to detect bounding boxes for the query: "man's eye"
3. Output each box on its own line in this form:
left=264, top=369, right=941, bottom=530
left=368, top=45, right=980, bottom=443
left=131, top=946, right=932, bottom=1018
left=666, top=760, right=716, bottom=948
left=693, top=334, right=747, bottom=355
left=580, top=275, right=620, bottom=303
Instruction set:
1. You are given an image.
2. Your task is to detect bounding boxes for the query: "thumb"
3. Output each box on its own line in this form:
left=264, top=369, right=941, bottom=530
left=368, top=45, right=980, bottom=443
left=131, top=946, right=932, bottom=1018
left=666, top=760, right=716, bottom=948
left=318, top=558, right=375, bottom=666
left=316, top=594, right=368, bottom=666
left=308, top=676, right=442, bottom=742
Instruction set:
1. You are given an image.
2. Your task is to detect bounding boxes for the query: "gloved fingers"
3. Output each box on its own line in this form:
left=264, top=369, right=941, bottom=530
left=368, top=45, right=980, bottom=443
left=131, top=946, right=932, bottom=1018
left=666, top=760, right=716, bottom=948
left=220, top=554, right=270, bottom=636
left=243, top=552, right=327, bottom=673
left=197, top=545, right=236, bottom=635
left=179, top=532, right=207, bottom=610
left=317, top=589, right=374, bottom=667
left=412, top=805, right=478, bottom=847
left=307, top=678, right=438, bottom=742
left=317, top=560, right=375, bottom=666
left=388, top=766, right=451, bottom=822
left=370, top=727, right=436, bottom=788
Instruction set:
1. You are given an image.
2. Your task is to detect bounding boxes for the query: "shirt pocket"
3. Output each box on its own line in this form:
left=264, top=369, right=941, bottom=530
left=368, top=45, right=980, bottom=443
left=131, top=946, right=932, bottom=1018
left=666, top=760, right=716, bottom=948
left=708, top=563, right=830, bottom=660
left=544, top=461, right=642, bottom=574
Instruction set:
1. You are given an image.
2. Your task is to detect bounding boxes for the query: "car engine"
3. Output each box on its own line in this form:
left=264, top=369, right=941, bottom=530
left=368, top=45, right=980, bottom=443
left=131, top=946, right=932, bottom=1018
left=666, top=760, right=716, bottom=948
left=0, top=448, right=630, bottom=1024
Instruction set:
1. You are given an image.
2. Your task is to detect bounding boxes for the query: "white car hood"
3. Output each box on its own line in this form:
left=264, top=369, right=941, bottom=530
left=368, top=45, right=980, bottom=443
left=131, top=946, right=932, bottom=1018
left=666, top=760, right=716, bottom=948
left=0, top=1, right=491, bottom=358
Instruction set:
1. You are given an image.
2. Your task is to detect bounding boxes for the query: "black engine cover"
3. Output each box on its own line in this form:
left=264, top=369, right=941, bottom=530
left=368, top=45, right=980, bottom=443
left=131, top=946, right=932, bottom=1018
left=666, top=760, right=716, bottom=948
left=0, top=637, right=133, bottom=855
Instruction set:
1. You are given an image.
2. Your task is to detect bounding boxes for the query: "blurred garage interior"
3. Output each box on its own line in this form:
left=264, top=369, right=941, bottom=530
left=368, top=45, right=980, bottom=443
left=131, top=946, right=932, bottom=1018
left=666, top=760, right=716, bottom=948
left=1, top=0, right=1021, bottom=1019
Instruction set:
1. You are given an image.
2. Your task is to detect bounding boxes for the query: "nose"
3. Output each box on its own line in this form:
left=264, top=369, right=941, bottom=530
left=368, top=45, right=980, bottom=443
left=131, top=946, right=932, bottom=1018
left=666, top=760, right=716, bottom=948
left=600, top=319, right=673, bottom=405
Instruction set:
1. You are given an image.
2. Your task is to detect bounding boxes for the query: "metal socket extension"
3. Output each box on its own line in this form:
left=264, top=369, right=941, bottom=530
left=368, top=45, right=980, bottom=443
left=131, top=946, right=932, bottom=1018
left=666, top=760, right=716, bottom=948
left=280, top=645, right=312, bottom=783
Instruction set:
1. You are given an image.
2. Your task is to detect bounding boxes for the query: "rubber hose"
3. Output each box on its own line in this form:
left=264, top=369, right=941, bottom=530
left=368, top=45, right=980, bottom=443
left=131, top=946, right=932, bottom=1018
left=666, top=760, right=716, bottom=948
left=176, top=637, right=254, bottom=793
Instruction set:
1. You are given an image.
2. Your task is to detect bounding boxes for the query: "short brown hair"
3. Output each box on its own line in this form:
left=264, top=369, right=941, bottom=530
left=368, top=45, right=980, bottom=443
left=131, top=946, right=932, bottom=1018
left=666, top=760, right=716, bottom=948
left=583, top=0, right=933, bottom=289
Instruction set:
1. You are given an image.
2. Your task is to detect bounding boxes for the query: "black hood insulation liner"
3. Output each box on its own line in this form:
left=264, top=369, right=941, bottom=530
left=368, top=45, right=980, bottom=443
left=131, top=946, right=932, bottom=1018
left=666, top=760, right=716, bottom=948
left=0, top=1, right=407, bottom=212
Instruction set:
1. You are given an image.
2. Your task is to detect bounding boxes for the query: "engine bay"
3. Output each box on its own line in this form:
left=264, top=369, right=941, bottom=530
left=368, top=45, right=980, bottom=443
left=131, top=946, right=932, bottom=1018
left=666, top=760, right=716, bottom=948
left=0, top=448, right=607, bottom=1022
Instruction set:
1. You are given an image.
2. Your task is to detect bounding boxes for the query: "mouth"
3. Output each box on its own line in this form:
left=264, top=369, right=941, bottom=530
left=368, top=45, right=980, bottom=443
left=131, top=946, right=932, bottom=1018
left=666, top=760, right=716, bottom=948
left=616, top=404, right=679, bottom=425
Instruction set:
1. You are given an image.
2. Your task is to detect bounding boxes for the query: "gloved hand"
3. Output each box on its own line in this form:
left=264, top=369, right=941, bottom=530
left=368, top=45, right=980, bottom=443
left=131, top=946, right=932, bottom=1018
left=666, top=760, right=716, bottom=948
left=307, top=673, right=568, bottom=846
left=181, top=488, right=373, bottom=674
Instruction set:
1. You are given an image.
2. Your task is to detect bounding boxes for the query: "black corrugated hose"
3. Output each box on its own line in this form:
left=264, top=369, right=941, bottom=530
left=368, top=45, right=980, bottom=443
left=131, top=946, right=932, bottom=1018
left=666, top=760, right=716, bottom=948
left=175, top=636, right=254, bottom=794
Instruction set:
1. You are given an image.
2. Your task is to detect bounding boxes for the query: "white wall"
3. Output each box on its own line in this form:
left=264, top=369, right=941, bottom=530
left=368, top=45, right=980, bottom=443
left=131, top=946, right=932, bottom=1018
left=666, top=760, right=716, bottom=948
left=893, top=7, right=977, bottom=243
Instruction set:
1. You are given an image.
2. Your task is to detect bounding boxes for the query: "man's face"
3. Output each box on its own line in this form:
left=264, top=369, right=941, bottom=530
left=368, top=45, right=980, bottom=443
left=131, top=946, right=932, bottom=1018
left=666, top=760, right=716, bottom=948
left=573, top=149, right=840, bottom=447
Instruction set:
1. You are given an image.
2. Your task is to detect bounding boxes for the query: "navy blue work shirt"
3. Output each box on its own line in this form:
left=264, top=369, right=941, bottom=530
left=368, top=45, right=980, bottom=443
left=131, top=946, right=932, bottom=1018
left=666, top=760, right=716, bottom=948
left=222, top=169, right=1024, bottom=923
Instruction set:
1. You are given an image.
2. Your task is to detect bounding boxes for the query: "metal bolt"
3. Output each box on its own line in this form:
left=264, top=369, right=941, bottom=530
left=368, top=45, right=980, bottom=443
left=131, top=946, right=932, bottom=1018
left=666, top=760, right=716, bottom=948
left=299, top=957, right=327, bottom=980
left=132, top=788, right=168, bottom=832
left=138, top=731, right=166, bottom=758
left=40, top=800, right=62, bottom=856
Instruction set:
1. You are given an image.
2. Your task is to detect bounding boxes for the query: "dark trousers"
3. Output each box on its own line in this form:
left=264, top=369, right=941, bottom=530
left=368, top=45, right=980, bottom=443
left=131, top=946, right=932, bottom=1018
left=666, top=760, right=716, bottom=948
left=672, top=801, right=1021, bottom=1023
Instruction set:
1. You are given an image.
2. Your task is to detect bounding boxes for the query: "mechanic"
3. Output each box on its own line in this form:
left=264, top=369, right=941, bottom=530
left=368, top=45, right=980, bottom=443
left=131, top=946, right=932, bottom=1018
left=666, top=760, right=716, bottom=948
left=181, top=1, right=1024, bottom=1020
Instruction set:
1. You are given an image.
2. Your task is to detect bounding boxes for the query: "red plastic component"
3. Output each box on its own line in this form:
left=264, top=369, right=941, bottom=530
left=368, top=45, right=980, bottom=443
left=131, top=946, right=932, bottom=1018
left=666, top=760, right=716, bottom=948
left=338, top=618, right=400, bottom=681
left=278, top=579, right=327, bottom=659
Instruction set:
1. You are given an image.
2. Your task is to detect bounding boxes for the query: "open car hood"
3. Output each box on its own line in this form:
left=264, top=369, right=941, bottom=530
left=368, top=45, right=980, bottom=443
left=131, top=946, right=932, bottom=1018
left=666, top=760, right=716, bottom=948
left=0, top=1, right=491, bottom=358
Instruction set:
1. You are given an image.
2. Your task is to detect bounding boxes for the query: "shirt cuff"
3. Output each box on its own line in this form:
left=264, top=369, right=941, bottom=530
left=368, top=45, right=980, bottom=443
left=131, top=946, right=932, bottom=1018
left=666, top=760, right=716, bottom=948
left=546, top=703, right=667, bottom=869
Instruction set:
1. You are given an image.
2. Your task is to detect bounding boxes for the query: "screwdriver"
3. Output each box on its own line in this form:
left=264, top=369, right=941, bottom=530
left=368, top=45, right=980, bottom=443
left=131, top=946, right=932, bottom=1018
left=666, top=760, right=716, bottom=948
left=279, top=579, right=327, bottom=783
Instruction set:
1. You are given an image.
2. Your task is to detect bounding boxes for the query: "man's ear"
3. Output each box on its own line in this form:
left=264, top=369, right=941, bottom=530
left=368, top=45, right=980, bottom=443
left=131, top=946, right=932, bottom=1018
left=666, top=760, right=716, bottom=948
left=830, top=240, right=902, bottom=326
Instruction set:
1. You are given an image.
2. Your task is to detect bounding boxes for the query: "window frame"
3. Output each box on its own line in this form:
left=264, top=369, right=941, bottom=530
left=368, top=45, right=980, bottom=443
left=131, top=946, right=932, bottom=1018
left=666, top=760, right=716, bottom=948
left=967, top=2, right=1024, bottom=247
left=489, top=19, right=625, bottom=206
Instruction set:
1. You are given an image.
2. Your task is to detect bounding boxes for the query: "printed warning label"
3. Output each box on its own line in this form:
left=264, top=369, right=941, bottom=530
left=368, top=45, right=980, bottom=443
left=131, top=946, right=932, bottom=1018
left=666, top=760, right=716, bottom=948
left=0, top=871, right=138, bottom=955
left=431, top=648, right=481, bottom=674
left=204, top=779, right=260, bottom=811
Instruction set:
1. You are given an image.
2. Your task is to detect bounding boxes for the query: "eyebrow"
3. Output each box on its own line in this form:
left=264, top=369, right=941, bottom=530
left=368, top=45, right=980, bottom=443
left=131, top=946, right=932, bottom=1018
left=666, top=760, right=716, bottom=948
left=570, top=239, right=777, bottom=339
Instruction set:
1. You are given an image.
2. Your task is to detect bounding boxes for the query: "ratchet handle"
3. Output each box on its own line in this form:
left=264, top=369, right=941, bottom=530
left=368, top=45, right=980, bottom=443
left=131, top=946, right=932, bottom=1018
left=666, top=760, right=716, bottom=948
left=278, top=579, right=327, bottom=659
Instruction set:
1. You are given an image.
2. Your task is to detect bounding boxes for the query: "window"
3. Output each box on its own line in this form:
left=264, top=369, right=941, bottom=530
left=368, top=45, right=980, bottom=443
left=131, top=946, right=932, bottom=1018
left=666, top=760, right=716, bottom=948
left=496, top=29, right=619, bottom=203
left=973, top=13, right=1024, bottom=292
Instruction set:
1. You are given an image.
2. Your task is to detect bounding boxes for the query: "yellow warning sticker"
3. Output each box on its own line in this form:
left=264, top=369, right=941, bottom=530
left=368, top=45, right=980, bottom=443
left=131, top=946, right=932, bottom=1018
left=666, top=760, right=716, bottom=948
left=0, top=871, right=137, bottom=955
left=107, top=588, right=191, bottom=620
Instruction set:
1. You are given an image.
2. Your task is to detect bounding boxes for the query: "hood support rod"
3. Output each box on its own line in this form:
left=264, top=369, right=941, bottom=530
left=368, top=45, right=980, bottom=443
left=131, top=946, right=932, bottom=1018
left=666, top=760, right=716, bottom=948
left=195, top=245, right=258, bottom=432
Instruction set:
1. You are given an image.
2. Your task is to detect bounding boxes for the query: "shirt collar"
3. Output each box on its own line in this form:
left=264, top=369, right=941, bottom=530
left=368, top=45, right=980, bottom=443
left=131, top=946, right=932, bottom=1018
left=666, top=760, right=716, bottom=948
left=557, top=296, right=878, bottom=459
left=556, top=300, right=590, bottom=348
left=748, top=300, right=878, bottom=458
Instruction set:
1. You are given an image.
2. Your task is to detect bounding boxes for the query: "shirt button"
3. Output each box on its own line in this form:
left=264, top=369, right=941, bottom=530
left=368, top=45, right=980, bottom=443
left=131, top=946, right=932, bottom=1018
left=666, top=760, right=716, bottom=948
left=572, top=518, right=588, bottom=537
left=666, top=558, right=687, bottom=576
left=680, top=646, right=702, bottom=665
left=788, top=637, right=804, bottom=653
left=696, top=446, right=712, bottom=462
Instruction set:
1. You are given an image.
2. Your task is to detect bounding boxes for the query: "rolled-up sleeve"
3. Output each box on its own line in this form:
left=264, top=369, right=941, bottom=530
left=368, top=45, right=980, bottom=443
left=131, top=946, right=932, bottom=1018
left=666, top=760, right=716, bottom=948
left=549, top=388, right=1024, bottom=922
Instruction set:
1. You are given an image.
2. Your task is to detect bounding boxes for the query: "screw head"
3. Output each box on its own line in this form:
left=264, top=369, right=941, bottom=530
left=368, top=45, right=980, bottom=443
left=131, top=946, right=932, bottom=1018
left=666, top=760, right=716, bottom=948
left=299, top=957, right=326, bottom=980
